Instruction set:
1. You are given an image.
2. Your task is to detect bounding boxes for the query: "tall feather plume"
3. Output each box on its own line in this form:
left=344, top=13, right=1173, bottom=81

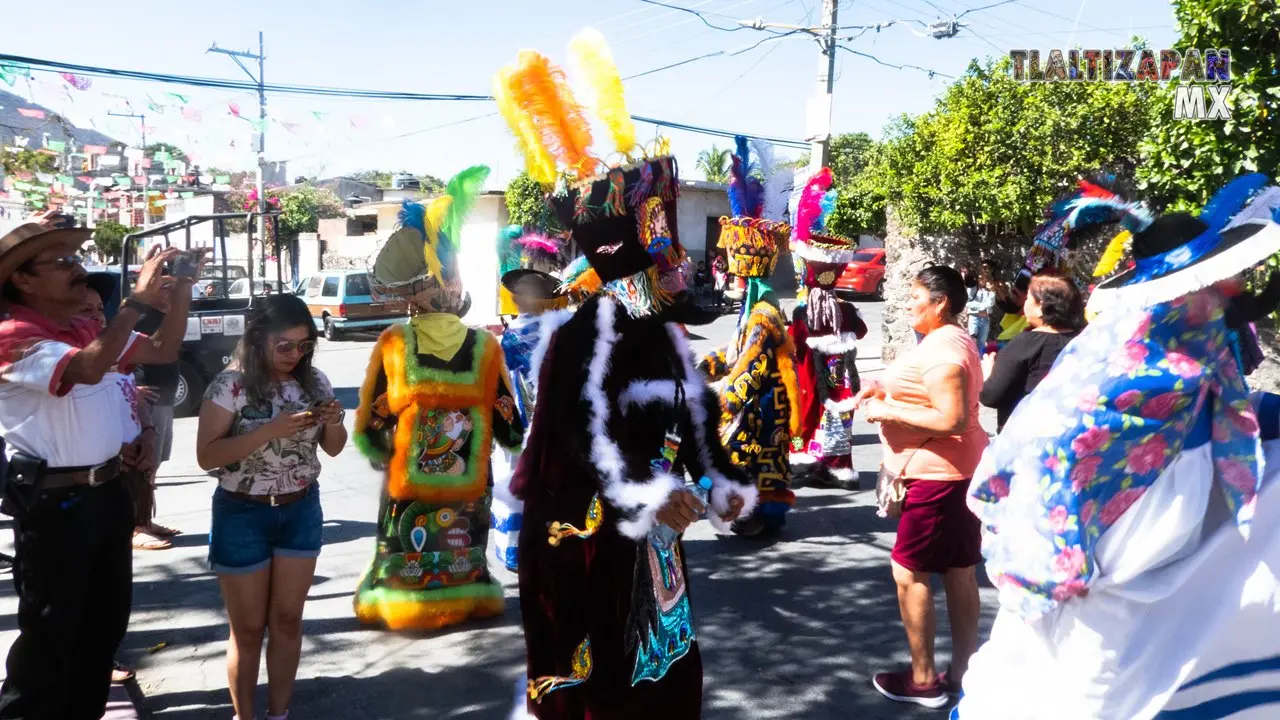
left=494, top=68, right=558, bottom=185
left=398, top=201, right=441, bottom=281
left=508, top=51, right=597, bottom=181
left=442, top=165, right=490, bottom=247
left=568, top=28, right=636, bottom=157
left=794, top=168, right=833, bottom=241
left=728, top=135, right=751, bottom=218
left=1199, top=173, right=1270, bottom=231
left=819, top=189, right=838, bottom=230
left=515, top=231, right=561, bottom=256
left=423, top=196, right=452, bottom=280
left=753, top=139, right=793, bottom=222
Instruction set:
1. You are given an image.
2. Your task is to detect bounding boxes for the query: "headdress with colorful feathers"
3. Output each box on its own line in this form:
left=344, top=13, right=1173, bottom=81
left=719, top=135, right=789, bottom=279
left=369, top=165, right=490, bottom=312
left=496, top=30, right=699, bottom=319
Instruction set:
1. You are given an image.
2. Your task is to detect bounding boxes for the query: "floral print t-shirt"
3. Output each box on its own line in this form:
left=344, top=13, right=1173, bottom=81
left=204, top=368, right=334, bottom=495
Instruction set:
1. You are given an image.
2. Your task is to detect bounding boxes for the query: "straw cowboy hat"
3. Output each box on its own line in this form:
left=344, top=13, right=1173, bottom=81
left=0, top=219, right=92, bottom=286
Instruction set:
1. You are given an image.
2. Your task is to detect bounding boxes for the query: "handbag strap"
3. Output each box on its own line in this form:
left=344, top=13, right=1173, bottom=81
left=896, top=437, right=932, bottom=480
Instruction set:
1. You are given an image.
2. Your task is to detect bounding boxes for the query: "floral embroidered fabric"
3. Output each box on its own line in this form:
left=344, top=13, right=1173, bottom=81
left=968, top=289, right=1262, bottom=621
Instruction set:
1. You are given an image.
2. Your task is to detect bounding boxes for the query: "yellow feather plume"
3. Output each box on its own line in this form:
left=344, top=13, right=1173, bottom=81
left=568, top=28, right=636, bottom=158
left=508, top=50, right=598, bottom=181
left=1092, top=229, right=1131, bottom=278
left=421, top=196, right=452, bottom=280
left=494, top=67, right=558, bottom=185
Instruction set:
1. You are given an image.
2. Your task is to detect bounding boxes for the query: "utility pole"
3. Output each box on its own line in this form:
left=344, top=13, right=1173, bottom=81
left=809, top=0, right=839, bottom=175
left=209, top=32, right=267, bottom=261
left=108, top=110, right=148, bottom=229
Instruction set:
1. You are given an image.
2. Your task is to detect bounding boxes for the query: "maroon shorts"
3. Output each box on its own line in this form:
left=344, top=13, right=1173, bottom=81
left=890, top=478, right=981, bottom=574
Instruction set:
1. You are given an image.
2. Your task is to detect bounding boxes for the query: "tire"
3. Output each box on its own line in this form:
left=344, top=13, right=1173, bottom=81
left=174, top=360, right=206, bottom=418
left=874, top=280, right=886, bottom=300
left=323, top=315, right=341, bottom=341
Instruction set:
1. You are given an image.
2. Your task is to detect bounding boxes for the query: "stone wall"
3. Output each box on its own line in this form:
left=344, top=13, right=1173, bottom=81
left=1249, top=325, right=1280, bottom=394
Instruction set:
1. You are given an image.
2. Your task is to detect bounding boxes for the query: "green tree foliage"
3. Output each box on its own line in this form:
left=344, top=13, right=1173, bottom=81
left=1136, top=0, right=1280, bottom=212
left=823, top=132, right=891, bottom=238
left=870, top=58, right=1156, bottom=239
left=144, top=142, right=188, bottom=163
left=696, top=146, right=731, bottom=184
left=91, top=220, right=137, bottom=263
left=505, top=172, right=555, bottom=229
left=273, top=185, right=347, bottom=238
left=1, top=147, right=55, bottom=177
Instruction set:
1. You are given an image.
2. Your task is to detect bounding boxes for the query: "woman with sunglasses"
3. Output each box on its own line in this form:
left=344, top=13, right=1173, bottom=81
left=195, top=294, right=346, bottom=720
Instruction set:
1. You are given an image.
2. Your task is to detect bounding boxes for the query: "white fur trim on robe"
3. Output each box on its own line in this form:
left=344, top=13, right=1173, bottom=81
left=806, top=332, right=860, bottom=353
left=665, top=323, right=759, bottom=529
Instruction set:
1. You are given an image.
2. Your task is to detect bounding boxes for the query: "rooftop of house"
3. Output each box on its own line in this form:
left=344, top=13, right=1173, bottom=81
left=0, top=89, right=119, bottom=149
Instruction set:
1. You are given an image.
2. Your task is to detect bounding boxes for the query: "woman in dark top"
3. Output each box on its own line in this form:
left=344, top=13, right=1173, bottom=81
left=980, top=273, right=1086, bottom=431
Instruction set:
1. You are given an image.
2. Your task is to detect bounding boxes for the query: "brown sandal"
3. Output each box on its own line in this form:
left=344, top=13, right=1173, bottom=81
left=112, top=662, right=135, bottom=683
left=148, top=523, right=182, bottom=539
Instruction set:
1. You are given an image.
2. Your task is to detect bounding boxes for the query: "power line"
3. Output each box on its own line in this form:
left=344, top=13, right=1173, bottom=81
left=635, top=0, right=758, bottom=31
left=1, top=53, right=810, bottom=150
left=836, top=43, right=955, bottom=78
left=623, top=28, right=808, bottom=79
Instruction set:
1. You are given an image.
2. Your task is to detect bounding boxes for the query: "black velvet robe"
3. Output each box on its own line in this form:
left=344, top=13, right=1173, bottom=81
left=513, top=295, right=754, bottom=720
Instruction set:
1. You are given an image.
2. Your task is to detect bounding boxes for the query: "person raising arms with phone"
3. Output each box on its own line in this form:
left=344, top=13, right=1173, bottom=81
left=195, top=294, right=345, bottom=720
left=0, top=217, right=193, bottom=719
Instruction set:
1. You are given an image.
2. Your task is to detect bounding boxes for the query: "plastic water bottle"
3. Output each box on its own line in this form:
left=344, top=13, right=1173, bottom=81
left=652, top=476, right=713, bottom=549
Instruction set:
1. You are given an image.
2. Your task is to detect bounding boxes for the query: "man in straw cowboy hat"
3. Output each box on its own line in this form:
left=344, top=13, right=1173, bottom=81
left=0, top=214, right=199, bottom=719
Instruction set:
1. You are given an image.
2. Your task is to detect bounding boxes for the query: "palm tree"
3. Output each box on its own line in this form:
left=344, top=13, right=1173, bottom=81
left=696, top=145, right=731, bottom=184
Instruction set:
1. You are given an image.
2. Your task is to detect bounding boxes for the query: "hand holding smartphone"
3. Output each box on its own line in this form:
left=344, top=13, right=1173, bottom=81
left=170, top=251, right=201, bottom=279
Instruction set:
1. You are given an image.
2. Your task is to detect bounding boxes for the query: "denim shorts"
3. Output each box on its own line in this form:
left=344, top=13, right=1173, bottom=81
left=208, top=484, right=323, bottom=574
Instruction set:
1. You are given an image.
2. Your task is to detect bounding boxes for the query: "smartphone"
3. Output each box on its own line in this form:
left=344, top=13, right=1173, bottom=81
left=171, top=251, right=200, bottom=279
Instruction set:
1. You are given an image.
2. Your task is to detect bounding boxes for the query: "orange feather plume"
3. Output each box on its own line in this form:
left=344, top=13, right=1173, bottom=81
left=508, top=51, right=598, bottom=181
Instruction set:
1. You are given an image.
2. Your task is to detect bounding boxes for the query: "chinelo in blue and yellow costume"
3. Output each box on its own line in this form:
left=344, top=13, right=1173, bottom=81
left=351, top=167, right=525, bottom=632
left=490, top=265, right=570, bottom=572
left=493, top=29, right=757, bottom=720
left=698, top=136, right=800, bottom=537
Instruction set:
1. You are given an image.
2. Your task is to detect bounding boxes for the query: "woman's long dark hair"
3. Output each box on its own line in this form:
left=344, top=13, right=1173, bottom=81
left=1029, top=273, right=1086, bottom=332
left=233, top=293, right=320, bottom=406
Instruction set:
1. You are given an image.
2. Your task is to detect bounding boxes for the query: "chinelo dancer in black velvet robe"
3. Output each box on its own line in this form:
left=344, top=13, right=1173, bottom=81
left=494, top=34, right=757, bottom=720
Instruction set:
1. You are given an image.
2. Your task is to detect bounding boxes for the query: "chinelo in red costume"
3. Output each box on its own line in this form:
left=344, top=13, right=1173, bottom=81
left=788, top=168, right=868, bottom=490
left=494, top=29, right=756, bottom=720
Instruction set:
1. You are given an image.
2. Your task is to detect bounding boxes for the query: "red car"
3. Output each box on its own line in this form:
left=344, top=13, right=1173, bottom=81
left=835, top=248, right=887, bottom=298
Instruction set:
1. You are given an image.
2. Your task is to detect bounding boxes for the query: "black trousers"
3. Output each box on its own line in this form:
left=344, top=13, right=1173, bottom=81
left=0, top=477, right=134, bottom=719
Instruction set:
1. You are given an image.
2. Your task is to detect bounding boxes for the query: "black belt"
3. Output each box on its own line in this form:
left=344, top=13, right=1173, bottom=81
left=41, top=457, right=122, bottom=490
left=226, top=486, right=311, bottom=507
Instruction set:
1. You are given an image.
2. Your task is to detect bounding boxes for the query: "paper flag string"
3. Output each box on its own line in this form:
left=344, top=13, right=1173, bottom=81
left=135, top=176, right=147, bottom=184
left=35, top=173, right=53, bottom=183
left=281, top=122, right=302, bottom=134
left=58, top=176, right=74, bottom=186
left=77, top=176, right=92, bottom=183
left=166, top=176, right=179, bottom=183
left=83, top=145, right=106, bottom=155
left=98, top=155, right=119, bottom=167
left=58, top=73, right=91, bottom=91
left=0, top=62, right=30, bottom=87
left=140, top=159, right=152, bottom=169
left=154, top=150, right=171, bottom=162
left=46, top=140, right=65, bottom=152
left=311, top=111, right=326, bottom=121
left=14, top=135, right=29, bottom=147
left=17, top=108, right=45, bottom=119
left=180, top=191, right=194, bottom=199
left=167, top=93, right=188, bottom=104
left=180, top=107, right=203, bottom=122
left=214, top=175, right=231, bottom=184
left=229, top=102, right=241, bottom=118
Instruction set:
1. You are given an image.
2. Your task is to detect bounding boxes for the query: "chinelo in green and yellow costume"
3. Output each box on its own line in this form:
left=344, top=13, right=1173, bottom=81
left=352, top=166, right=525, bottom=632
left=698, top=136, right=801, bottom=537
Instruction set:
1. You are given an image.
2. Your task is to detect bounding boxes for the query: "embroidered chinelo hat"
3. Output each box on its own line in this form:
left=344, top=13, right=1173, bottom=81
left=717, top=137, right=791, bottom=280
left=1086, top=174, right=1280, bottom=313
left=368, top=166, right=490, bottom=315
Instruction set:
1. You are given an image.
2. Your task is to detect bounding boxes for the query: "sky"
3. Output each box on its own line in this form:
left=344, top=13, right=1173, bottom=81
left=0, top=0, right=1181, bottom=188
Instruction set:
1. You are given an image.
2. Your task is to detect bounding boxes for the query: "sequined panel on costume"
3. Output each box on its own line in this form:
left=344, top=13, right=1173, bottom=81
left=372, top=497, right=493, bottom=590
left=629, top=535, right=696, bottom=685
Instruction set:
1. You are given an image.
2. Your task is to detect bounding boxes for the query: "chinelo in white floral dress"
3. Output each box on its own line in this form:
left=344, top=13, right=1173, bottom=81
left=203, top=368, right=334, bottom=495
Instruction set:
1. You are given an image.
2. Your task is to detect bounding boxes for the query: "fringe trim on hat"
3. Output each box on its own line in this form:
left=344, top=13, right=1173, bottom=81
left=793, top=239, right=860, bottom=264
left=1087, top=220, right=1280, bottom=314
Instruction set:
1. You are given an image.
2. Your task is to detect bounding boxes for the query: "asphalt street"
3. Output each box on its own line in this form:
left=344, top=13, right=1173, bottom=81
left=0, top=297, right=1003, bottom=719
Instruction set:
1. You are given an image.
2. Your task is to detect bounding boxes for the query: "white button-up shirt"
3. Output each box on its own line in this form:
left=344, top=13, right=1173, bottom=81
left=0, top=305, right=145, bottom=468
